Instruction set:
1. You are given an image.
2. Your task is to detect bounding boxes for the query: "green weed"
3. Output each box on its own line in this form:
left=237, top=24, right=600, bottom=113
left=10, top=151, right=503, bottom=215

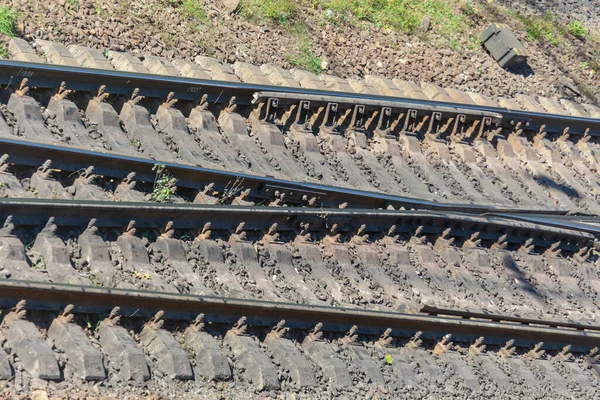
left=151, top=164, right=177, bottom=203
left=179, top=0, right=209, bottom=23
left=519, top=12, right=563, bottom=45
left=313, top=0, right=469, bottom=36
left=0, top=5, right=18, bottom=37
left=240, top=0, right=298, bottom=24
left=568, top=20, right=586, bottom=38
left=66, top=0, right=79, bottom=9
left=285, top=23, right=323, bottom=73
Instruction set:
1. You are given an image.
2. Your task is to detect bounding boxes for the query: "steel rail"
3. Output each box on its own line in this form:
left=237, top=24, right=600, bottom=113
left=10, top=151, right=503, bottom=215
left=490, top=213, right=600, bottom=236
left=1, top=60, right=599, bottom=136
left=0, top=136, right=569, bottom=215
left=0, top=280, right=598, bottom=347
left=0, top=198, right=593, bottom=249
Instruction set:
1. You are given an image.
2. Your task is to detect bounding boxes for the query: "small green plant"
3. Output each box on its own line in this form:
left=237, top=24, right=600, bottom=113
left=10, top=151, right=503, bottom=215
left=179, top=0, right=209, bottom=23
left=285, top=23, right=323, bottom=73
left=240, top=0, right=298, bottom=24
left=385, top=354, right=393, bottom=365
left=520, top=12, right=562, bottom=45
left=151, top=164, right=177, bottom=203
left=66, top=0, right=80, bottom=9
left=31, top=255, right=45, bottom=270
left=0, top=44, right=8, bottom=59
left=568, top=20, right=586, bottom=38
left=89, top=275, right=101, bottom=287
left=0, top=5, right=18, bottom=37
left=313, top=0, right=469, bottom=36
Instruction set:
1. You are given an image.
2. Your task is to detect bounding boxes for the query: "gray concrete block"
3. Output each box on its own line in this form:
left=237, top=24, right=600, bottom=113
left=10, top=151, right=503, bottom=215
left=69, top=171, right=112, bottom=201
left=0, top=232, right=44, bottom=280
left=515, top=94, right=545, bottom=112
left=119, top=101, right=174, bottom=160
left=194, top=239, right=248, bottom=297
left=116, top=234, right=177, bottom=292
left=233, top=61, right=271, bottom=85
left=498, top=97, right=521, bottom=110
left=393, top=79, right=429, bottom=100
left=302, top=338, right=351, bottom=388
left=187, top=108, right=246, bottom=173
left=468, top=92, right=499, bottom=107
left=140, top=326, right=193, bottom=380
left=0, top=349, right=12, bottom=380
left=6, top=94, right=57, bottom=142
left=107, top=51, right=149, bottom=73
left=184, top=327, right=231, bottom=381
left=583, top=104, right=600, bottom=118
left=85, top=99, right=137, bottom=154
left=319, top=75, right=355, bottom=93
left=260, top=64, right=300, bottom=87
left=195, top=56, right=239, bottom=81
left=444, top=87, right=476, bottom=104
left=67, top=45, right=113, bottom=70
left=35, top=40, right=79, bottom=66
left=345, top=343, right=385, bottom=385
left=537, top=96, right=568, bottom=115
left=0, top=220, right=39, bottom=281
left=172, top=59, right=212, bottom=79
left=0, top=169, right=34, bottom=199
left=142, top=55, right=180, bottom=76
left=264, top=334, right=316, bottom=388
left=364, top=75, right=404, bottom=97
left=155, top=105, right=220, bottom=168
left=47, top=318, right=105, bottom=380
left=156, top=237, right=211, bottom=295
left=347, top=78, right=380, bottom=95
left=30, top=167, right=72, bottom=200
left=78, top=225, right=118, bottom=286
left=290, top=69, right=327, bottom=90
left=558, top=99, right=588, bottom=117
left=224, top=333, right=280, bottom=390
left=31, top=219, right=90, bottom=285
left=98, top=322, right=150, bottom=382
left=8, top=38, right=43, bottom=63
left=3, top=319, right=60, bottom=380
left=420, top=82, right=453, bottom=102
left=46, top=97, right=101, bottom=149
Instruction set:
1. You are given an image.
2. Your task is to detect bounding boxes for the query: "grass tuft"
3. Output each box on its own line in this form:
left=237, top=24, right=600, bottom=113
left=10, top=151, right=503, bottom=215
left=568, top=20, right=586, bottom=38
left=240, top=0, right=298, bottom=24
left=179, top=0, right=209, bottom=23
left=518, top=12, right=563, bottom=45
left=0, top=5, right=18, bottom=37
left=285, top=23, right=323, bottom=73
left=313, top=0, right=470, bottom=36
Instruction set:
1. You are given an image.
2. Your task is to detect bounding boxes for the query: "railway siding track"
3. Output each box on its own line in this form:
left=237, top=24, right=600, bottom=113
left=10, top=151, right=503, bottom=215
left=0, top=39, right=600, bottom=398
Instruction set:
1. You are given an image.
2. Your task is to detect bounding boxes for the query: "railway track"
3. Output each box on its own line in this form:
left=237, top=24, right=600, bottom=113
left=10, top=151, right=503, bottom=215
left=0, top=39, right=599, bottom=398
left=2, top=54, right=600, bottom=214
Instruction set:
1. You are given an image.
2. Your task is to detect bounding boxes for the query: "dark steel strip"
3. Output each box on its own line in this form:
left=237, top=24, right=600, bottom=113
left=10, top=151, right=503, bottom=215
left=489, top=213, right=600, bottom=236
left=420, top=305, right=596, bottom=330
